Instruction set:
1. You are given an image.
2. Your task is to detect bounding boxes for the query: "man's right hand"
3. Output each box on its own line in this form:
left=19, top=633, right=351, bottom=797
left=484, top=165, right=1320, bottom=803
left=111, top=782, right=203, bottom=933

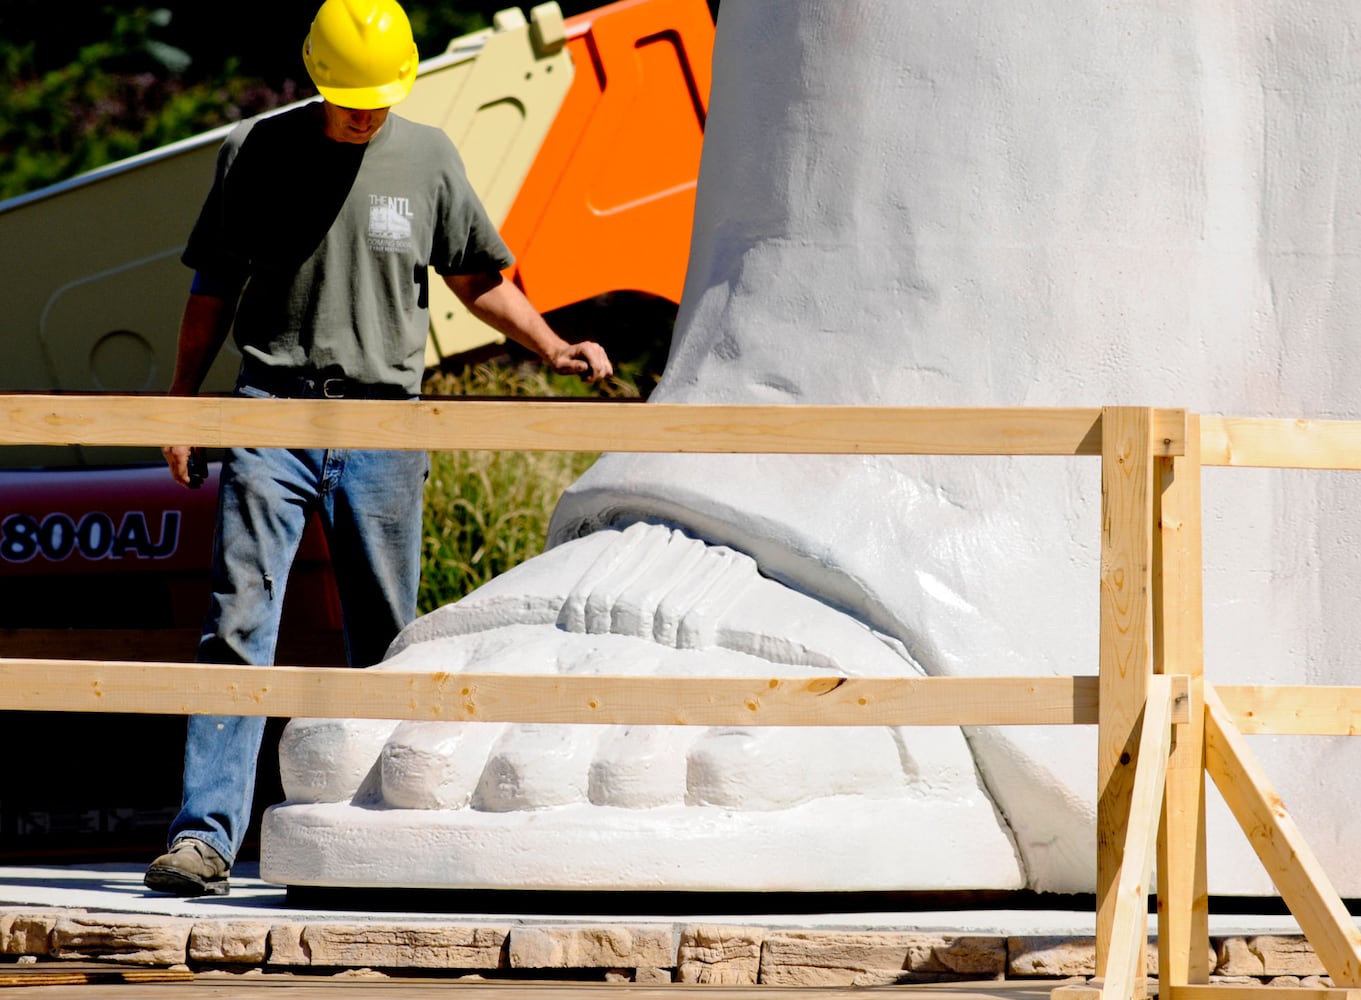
left=163, top=446, right=208, bottom=489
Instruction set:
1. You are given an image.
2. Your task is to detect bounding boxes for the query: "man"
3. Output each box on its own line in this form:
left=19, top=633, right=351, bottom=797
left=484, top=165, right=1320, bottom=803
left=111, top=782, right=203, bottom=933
left=144, top=0, right=612, bottom=897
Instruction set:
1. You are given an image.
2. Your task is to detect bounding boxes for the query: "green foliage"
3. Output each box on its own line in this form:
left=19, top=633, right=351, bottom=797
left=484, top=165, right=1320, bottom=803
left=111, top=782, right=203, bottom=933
left=405, top=6, right=487, bottom=54
left=0, top=4, right=492, bottom=202
left=0, top=8, right=300, bottom=200
left=417, top=361, right=642, bottom=615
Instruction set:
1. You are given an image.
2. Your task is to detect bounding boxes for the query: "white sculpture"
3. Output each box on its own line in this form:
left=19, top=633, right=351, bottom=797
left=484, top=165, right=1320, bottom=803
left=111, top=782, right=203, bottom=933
left=263, top=0, right=1361, bottom=896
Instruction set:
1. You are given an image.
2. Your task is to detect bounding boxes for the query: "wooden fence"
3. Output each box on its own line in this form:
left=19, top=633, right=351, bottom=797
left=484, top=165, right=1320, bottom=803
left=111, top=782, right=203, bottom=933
left=1, top=394, right=1360, bottom=1000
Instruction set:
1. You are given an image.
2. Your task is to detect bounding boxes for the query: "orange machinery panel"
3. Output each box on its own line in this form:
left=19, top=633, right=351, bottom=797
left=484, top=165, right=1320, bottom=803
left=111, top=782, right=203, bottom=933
left=498, top=0, right=714, bottom=313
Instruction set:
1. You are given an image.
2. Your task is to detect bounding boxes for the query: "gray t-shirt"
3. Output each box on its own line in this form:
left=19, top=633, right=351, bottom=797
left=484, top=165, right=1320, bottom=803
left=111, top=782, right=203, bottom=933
left=183, top=103, right=513, bottom=395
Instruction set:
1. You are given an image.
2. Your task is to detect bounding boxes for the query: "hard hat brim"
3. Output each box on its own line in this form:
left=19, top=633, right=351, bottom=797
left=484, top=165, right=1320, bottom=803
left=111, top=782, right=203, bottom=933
left=302, top=41, right=418, bottom=110
left=312, top=78, right=412, bottom=110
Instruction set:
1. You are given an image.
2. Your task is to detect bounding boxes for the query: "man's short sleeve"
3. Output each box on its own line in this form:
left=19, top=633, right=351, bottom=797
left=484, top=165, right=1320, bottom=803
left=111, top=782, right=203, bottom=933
left=181, top=125, right=252, bottom=283
left=427, top=134, right=514, bottom=277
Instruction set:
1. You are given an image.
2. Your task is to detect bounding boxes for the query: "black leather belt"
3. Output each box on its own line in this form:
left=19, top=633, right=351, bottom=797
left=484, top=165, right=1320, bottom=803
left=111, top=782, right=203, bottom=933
left=238, top=367, right=415, bottom=400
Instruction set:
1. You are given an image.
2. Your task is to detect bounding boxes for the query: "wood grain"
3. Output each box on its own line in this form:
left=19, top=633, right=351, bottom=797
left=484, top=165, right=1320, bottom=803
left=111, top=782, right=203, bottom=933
left=1215, top=685, right=1361, bottom=735
left=0, top=395, right=1186, bottom=456
left=1101, top=675, right=1174, bottom=1000
left=1154, top=414, right=1210, bottom=987
left=1201, top=415, right=1361, bottom=469
left=1095, top=407, right=1156, bottom=993
left=0, top=659, right=1104, bottom=727
left=1204, top=685, right=1361, bottom=987
left=1165, top=987, right=1361, bottom=1000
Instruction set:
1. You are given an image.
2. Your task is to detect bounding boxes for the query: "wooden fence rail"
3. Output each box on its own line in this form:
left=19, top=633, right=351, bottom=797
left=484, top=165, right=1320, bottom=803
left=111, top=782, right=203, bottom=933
left=1201, top=415, right=1361, bottom=470
left=1, top=395, right=1360, bottom=1000
left=0, top=394, right=1187, bottom=455
left=0, top=660, right=1134, bottom=727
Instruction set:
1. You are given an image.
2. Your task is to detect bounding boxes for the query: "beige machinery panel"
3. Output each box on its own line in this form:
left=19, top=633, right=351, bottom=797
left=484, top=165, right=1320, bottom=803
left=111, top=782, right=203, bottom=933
left=5, top=142, right=225, bottom=393
left=0, top=139, right=238, bottom=466
left=400, top=4, right=572, bottom=364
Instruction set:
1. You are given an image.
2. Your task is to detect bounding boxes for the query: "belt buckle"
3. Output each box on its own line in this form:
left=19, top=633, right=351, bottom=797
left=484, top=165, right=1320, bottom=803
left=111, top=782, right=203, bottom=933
left=321, top=378, right=347, bottom=399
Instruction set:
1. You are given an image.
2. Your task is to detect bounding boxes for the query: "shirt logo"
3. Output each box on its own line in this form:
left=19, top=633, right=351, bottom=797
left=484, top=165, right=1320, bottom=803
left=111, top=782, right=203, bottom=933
left=368, top=194, right=414, bottom=253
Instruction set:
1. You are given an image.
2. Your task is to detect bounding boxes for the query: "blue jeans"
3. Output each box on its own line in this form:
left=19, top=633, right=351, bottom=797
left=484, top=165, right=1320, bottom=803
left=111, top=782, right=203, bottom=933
left=169, top=386, right=428, bottom=864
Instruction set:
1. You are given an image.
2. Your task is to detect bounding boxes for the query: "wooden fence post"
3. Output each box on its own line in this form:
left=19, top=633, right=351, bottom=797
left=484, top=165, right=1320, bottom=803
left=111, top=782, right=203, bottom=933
left=1155, top=412, right=1210, bottom=987
left=1096, top=406, right=1157, bottom=997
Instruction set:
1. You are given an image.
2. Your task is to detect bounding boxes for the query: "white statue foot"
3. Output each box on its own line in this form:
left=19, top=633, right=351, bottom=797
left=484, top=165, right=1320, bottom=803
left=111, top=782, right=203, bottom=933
left=262, top=522, right=1028, bottom=891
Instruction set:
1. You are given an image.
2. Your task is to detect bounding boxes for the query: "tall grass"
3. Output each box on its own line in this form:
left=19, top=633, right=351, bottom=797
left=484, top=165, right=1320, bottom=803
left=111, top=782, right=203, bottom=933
left=417, top=361, right=640, bottom=615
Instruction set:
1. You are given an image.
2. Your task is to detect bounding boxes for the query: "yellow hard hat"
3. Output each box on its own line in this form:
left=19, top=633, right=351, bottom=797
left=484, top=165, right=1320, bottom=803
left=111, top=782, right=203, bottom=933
left=302, top=0, right=418, bottom=110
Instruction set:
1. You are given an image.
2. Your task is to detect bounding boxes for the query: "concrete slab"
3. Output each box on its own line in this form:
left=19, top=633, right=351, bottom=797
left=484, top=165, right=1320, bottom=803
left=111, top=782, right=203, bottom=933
left=0, top=863, right=1319, bottom=937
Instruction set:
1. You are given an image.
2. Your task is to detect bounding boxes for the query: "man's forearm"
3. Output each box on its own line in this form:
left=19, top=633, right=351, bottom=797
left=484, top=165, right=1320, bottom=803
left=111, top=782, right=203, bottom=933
left=449, top=272, right=567, bottom=361
left=444, top=271, right=613, bottom=382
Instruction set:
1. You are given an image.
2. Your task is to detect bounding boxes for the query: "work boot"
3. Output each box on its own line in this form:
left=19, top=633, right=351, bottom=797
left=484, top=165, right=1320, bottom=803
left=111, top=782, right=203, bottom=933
left=143, top=838, right=230, bottom=897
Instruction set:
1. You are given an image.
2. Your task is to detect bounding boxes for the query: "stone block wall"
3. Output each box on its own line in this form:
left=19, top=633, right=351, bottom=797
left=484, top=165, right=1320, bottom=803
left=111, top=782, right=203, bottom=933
left=0, top=908, right=1346, bottom=988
